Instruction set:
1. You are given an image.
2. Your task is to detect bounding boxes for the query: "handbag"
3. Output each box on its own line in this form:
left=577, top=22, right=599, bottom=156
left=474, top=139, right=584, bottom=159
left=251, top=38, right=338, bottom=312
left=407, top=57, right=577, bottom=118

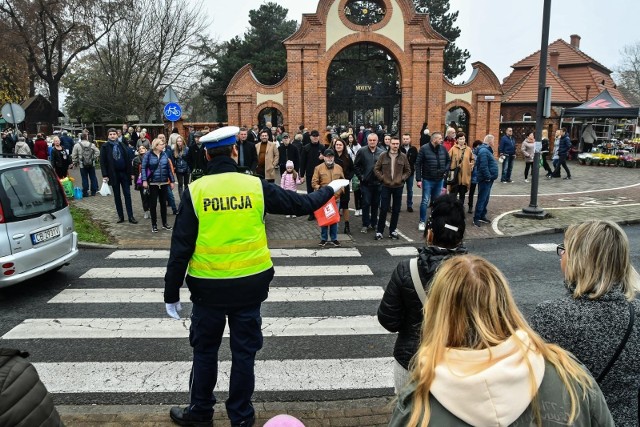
left=314, top=197, right=340, bottom=227
left=446, top=166, right=460, bottom=186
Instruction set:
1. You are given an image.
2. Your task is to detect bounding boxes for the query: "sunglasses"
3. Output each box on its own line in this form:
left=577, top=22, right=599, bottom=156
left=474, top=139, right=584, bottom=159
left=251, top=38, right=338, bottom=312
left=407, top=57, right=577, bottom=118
left=556, top=244, right=565, bottom=257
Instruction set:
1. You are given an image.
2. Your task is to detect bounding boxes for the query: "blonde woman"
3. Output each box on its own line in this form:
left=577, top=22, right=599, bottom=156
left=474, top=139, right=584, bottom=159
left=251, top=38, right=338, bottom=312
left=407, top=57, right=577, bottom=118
left=446, top=132, right=473, bottom=204
left=389, top=255, right=613, bottom=427
left=141, top=138, right=175, bottom=233
left=173, top=135, right=190, bottom=201
left=531, top=220, right=640, bottom=426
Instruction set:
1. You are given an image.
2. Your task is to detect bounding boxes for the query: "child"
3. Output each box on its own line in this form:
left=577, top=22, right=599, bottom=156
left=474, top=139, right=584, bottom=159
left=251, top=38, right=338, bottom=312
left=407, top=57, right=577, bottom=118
left=280, top=160, right=300, bottom=218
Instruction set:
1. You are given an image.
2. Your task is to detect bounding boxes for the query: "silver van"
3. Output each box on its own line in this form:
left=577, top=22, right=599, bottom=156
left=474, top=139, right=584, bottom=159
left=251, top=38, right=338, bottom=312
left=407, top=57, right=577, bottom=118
left=0, top=154, right=78, bottom=288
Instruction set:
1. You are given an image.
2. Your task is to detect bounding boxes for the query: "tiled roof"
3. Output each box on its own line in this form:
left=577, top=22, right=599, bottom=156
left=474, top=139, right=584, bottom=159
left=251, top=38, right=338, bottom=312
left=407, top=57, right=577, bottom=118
left=503, top=65, right=582, bottom=103
left=511, top=39, right=611, bottom=73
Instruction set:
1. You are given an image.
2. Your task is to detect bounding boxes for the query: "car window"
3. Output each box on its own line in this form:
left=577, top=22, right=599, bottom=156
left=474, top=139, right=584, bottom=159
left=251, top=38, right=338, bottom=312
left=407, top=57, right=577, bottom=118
left=0, top=164, right=66, bottom=221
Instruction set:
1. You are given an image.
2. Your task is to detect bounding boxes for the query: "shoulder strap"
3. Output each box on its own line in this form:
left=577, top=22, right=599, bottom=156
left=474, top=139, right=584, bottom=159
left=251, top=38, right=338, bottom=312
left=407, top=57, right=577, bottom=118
left=597, top=302, right=635, bottom=384
left=409, top=257, right=427, bottom=305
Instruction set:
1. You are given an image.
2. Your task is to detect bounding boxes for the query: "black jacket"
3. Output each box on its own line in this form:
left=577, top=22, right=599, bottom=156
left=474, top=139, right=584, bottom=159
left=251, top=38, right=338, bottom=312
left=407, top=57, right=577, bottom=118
left=415, top=142, right=450, bottom=182
left=236, top=140, right=258, bottom=173
left=186, top=142, right=207, bottom=172
left=377, top=246, right=467, bottom=369
left=299, top=142, right=325, bottom=179
left=277, top=143, right=300, bottom=172
left=354, top=146, right=385, bottom=185
left=164, top=156, right=335, bottom=308
left=400, top=144, right=418, bottom=175
left=0, top=348, right=63, bottom=426
left=100, top=139, right=134, bottom=182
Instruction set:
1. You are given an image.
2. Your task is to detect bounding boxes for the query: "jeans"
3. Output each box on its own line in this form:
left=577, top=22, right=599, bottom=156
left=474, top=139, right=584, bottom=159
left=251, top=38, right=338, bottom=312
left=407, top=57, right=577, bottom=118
left=166, top=185, right=178, bottom=214
left=377, top=186, right=403, bottom=234
left=321, top=223, right=338, bottom=241
left=501, top=154, right=515, bottom=181
left=474, top=181, right=493, bottom=222
left=110, top=171, right=134, bottom=220
left=360, top=183, right=381, bottom=227
left=404, top=174, right=414, bottom=208
left=148, top=184, right=167, bottom=227
left=552, top=155, right=571, bottom=178
left=80, top=166, right=98, bottom=196
left=188, top=303, right=262, bottom=424
left=419, top=179, right=443, bottom=222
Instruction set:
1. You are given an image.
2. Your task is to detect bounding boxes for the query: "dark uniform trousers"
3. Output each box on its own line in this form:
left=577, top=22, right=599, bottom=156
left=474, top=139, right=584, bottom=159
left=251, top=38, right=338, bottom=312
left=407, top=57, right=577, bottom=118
left=189, top=302, right=263, bottom=423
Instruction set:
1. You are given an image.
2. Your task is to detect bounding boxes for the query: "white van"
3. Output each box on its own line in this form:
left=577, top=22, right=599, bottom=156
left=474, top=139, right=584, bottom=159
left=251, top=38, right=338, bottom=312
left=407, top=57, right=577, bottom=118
left=0, top=154, right=78, bottom=288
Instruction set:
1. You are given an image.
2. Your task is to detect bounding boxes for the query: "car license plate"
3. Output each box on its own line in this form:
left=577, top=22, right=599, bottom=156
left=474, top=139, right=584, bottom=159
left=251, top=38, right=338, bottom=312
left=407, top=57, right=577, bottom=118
left=31, top=226, right=61, bottom=245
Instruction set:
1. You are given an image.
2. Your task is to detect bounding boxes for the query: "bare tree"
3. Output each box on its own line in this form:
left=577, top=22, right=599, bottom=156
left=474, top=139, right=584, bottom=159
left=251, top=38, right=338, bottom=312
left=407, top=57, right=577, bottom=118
left=64, top=0, right=207, bottom=123
left=0, top=0, right=129, bottom=128
left=616, top=42, right=640, bottom=105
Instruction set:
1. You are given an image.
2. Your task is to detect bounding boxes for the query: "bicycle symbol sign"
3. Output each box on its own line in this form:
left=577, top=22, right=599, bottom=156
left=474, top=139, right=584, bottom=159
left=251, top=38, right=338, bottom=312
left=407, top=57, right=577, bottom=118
left=164, top=103, right=182, bottom=121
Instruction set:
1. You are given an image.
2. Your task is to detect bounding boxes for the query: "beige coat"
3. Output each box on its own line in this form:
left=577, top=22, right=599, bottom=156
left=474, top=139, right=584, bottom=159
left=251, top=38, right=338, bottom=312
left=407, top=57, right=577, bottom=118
left=312, top=162, right=344, bottom=199
left=448, top=144, right=474, bottom=188
left=255, top=141, right=279, bottom=180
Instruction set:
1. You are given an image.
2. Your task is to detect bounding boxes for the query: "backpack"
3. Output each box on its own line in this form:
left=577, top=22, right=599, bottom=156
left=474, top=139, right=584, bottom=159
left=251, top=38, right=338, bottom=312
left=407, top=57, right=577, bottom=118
left=81, top=143, right=95, bottom=167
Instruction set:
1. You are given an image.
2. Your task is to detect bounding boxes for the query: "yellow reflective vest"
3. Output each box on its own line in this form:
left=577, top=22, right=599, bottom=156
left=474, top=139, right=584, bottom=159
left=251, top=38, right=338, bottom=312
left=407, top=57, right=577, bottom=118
left=187, top=172, right=272, bottom=279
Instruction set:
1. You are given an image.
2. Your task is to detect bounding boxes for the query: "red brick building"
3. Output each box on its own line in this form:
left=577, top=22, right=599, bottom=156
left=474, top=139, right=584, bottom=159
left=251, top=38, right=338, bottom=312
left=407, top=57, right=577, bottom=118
left=225, top=0, right=502, bottom=143
left=501, top=34, right=629, bottom=143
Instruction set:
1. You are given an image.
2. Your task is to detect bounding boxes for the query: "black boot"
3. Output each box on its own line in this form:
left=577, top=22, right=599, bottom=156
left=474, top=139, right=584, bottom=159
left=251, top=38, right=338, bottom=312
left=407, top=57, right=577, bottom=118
left=344, top=221, right=351, bottom=235
left=467, top=205, right=473, bottom=214
left=169, top=406, right=212, bottom=426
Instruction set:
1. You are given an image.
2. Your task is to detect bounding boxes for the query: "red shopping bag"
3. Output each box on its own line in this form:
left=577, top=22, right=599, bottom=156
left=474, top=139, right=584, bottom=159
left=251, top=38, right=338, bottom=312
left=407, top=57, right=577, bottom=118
left=314, top=197, right=340, bottom=227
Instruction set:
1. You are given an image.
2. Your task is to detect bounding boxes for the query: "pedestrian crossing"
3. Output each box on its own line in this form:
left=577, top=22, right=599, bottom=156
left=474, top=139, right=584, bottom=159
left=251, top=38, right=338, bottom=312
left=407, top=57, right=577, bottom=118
left=0, top=247, right=417, bottom=403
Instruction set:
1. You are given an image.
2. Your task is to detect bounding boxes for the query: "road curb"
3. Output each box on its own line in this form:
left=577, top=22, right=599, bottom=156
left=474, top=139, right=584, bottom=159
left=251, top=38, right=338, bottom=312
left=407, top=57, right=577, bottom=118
left=78, top=241, right=119, bottom=250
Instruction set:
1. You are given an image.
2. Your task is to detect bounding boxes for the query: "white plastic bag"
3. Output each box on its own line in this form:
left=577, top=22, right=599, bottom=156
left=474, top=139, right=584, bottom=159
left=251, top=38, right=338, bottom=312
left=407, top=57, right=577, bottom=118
left=99, top=181, right=112, bottom=196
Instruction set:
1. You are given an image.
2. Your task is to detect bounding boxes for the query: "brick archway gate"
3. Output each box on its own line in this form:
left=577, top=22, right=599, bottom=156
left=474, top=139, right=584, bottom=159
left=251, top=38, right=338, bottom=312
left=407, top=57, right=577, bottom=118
left=225, top=0, right=503, bottom=145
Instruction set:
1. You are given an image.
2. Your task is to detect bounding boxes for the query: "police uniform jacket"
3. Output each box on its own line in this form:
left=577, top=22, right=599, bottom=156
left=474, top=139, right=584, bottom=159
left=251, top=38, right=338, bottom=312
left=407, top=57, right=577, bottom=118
left=164, top=156, right=335, bottom=308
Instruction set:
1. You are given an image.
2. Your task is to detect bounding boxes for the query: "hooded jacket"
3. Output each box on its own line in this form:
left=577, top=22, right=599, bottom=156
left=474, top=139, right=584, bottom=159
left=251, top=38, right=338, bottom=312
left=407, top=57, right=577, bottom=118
left=0, top=348, right=64, bottom=427
left=389, top=331, right=614, bottom=427
left=377, top=246, right=467, bottom=369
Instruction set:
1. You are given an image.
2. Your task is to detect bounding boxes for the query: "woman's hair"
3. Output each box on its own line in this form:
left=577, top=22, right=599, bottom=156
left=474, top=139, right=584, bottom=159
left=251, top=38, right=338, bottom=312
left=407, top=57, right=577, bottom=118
left=541, top=129, right=548, bottom=139
left=151, top=138, right=164, bottom=151
left=174, top=136, right=186, bottom=157
left=564, top=220, right=639, bottom=300
left=472, top=140, right=482, bottom=149
left=456, top=132, right=466, bottom=139
left=407, top=255, right=594, bottom=427
left=428, top=194, right=465, bottom=248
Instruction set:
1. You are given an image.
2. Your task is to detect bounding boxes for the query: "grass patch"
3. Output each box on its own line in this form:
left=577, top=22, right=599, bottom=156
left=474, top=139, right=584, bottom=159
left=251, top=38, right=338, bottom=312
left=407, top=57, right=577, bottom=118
left=70, top=205, right=116, bottom=245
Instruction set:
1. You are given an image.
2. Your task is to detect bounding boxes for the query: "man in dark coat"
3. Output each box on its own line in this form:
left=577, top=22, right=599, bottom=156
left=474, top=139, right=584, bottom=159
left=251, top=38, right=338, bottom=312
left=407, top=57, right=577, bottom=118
left=0, top=348, right=63, bottom=426
left=277, top=133, right=299, bottom=172
left=400, top=133, right=418, bottom=212
left=415, top=132, right=450, bottom=231
left=236, top=127, right=258, bottom=174
left=100, top=127, right=137, bottom=223
left=473, top=134, right=499, bottom=228
left=299, top=130, right=326, bottom=219
left=186, top=132, right=208, bottom=180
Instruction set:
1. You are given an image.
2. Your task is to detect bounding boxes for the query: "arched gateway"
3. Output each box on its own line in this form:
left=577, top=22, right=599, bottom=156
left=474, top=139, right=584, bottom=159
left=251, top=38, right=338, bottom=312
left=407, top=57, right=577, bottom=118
left=225, top=0, right=503, bottom=143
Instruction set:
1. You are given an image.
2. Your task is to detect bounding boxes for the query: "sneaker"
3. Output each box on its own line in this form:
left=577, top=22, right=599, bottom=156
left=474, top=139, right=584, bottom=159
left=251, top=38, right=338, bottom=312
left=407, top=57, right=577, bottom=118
left=318, top=240, right=327, bottom=247
left=331, top=240, right=341, bottom=247
left=418, top=222, right=426, bottom=231
left=143, top=211, right=149, bottom=219
left=151, top=225, right=158, bottom=233
left=291, top=215, right=296, bottom=218
left=524, top=179, right=530, bottom=183
left=162, top=224, right=172, bottom=230
left=501, top=180, right=507, bottom=183
left=361, top=226, right=368, bottom=233
left=390, top=231, right=399, bottom=239
left=479, top=217, right=491, bottom=224
left=473, top=221, right=481, bottom=228
left=285, top=215, right=291, bottom=218
left=407, top=207, right=413, bottom=213
left=563, top=176, right=572, bottom=180
left=374, top=233, right=383, bottom=240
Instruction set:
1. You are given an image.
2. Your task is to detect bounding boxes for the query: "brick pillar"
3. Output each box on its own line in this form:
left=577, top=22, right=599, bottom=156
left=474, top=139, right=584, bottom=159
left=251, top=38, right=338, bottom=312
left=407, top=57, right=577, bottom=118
left=286, top=48, right=304, bottom=131
left=303, top=47, right=320, bottom=128
left=428, top=47, right=445, bottom=133
left=409, top=47, right=428, bottom=144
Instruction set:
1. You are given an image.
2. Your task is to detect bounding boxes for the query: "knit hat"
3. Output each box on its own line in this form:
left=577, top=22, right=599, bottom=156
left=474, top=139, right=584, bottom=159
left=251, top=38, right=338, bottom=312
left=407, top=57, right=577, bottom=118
left=264, top=414, right=305, bottom=427
left=286, top=160, right=294, bottom=168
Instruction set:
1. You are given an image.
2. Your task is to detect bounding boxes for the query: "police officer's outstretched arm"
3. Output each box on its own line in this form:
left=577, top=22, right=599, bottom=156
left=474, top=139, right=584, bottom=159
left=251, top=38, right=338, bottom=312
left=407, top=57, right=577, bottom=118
left=262, top=179, right=348, bottom=216
left=163, top=187, right=198, bottom=319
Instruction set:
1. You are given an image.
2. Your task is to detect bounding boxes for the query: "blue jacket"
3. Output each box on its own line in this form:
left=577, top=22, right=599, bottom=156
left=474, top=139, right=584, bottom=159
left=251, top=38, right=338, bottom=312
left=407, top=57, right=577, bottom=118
left=476, top=144, right=498, bottom=182
left=498, top=134, right=516, bottom=156
left=558, top=134, right=572, bottom=157
left=470, top=147, right=479, bottom=184
left=141, top=151, right=175, bottom=184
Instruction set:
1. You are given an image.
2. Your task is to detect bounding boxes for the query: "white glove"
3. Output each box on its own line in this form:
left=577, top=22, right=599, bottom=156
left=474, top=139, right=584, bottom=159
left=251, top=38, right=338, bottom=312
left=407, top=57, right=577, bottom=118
left=328, top=179, right=350, bottom=193
left=165, top=301, right=182, bottom=320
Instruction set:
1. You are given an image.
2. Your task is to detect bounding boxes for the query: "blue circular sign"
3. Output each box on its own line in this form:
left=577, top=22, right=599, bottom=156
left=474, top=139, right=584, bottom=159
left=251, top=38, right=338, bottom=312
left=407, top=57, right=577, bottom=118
left=164, top=103, right=182, bottom=121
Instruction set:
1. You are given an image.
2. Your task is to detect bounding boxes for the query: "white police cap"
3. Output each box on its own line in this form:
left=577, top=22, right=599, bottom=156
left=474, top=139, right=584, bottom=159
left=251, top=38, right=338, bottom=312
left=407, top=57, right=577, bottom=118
left=200, top=126, right=240, bottom=149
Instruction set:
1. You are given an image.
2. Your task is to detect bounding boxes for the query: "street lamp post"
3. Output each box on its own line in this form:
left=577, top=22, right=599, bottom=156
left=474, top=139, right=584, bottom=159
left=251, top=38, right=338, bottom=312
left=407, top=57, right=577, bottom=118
left=517, top=0, right=552, bottom=219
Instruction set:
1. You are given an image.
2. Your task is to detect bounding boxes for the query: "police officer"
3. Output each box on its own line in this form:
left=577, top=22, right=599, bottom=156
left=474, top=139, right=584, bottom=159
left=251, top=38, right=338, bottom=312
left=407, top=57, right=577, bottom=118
left=164, top=126, right=348, bottom=427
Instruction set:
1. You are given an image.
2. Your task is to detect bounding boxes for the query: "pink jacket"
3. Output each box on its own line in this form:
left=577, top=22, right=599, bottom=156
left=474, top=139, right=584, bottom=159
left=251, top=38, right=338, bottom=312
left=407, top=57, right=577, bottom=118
left=280, top=172, right=300, bottom=192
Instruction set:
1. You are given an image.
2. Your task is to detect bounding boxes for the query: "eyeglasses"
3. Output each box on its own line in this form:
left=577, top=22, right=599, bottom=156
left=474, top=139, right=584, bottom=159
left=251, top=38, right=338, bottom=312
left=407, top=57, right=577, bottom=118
left=556, top=244, right=565, bottom=257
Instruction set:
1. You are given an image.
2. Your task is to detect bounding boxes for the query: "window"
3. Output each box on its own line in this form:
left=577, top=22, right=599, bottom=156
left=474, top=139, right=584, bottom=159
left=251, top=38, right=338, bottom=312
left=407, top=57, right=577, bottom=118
left=0, top=165, right=66, bottom=221
left=344, top=0, right=386, bottom=26
left=522, top=113, right=533, bottom=122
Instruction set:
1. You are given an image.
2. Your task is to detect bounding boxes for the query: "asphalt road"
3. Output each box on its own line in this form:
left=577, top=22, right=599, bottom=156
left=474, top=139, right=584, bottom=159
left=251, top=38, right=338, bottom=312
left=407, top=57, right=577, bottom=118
left=1, top=224, right=638, bottom=406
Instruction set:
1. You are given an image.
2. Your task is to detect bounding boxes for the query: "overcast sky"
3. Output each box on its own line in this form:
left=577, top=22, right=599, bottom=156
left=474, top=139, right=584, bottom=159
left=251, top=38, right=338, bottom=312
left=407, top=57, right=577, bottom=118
left=203, top=0, right=639, bottom=83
